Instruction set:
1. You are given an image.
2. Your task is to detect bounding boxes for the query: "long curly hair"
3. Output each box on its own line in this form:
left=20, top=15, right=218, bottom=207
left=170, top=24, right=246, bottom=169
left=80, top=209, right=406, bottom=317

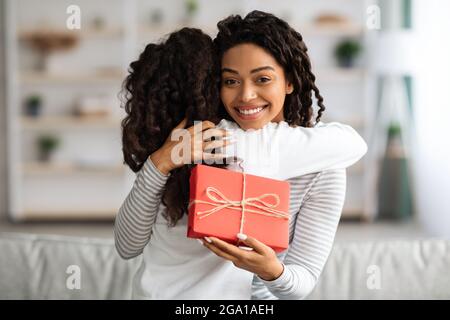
left=120, top=28, right=221, bottom=226
left=214, top=10, right=326, bottom=127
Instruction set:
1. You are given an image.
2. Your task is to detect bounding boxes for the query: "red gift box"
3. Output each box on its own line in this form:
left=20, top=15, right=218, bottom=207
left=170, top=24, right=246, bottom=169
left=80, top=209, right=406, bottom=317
left=187, top=164, right=290, bottom=252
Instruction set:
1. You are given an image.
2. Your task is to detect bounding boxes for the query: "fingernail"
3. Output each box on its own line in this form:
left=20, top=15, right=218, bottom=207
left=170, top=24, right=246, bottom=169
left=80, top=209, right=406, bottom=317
left=204, top=237, right=212, bottom=243
left=238, top=246, right=254, bottom=251
left=237, top=233, right=247, bottom=240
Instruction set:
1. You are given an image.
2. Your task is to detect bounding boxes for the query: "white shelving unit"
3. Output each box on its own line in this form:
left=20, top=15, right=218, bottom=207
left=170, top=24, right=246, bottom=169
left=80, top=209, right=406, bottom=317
left=299, top=1, right=377, bottom=221
left=6, top=0, right=377, bottom=221
left=5, top=0, right=134, bottom=221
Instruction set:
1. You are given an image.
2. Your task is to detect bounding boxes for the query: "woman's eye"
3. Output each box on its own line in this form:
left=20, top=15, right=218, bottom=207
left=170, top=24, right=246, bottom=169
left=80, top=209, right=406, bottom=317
left=223, top=79, right=238, bottom=86
left=257, top=77, right=271, bottom=83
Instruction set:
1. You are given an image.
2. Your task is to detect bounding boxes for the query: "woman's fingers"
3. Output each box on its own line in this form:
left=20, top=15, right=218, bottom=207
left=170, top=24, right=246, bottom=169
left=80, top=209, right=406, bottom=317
left=202, top=153, right=229, bottom=163
left=205, top=237, right=253, bottom=260
left=187, top=120, right=216, bottom=136
left=170, top=120, right=237, bottom=165
left=203, top=138, right=235, bottom=152
left=202, top=128, right=232, bottom=141
left=202, top=240, right=237, bottom=263
left=174, top=118, right=188, bottom=130
left=236, top=234, right=270, bottom=255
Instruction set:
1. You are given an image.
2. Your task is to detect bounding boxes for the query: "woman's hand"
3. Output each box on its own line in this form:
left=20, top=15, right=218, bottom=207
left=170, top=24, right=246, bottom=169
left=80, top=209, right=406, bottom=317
left=150, top=118, right=234, bottom=175
left=200, top=234, right=284, bottom=281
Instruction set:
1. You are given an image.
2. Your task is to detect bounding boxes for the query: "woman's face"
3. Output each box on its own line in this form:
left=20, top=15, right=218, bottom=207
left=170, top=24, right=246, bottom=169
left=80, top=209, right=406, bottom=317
left=220, top=43, right=293, bottom=130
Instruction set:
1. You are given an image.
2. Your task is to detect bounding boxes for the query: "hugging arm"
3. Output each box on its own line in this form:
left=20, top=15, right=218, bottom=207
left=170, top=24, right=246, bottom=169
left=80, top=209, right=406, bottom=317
left=114, top=120, right=230, bottom=260
left=278, top=122, right=367, bottom=179
left=114, top=158, right=169, bottom=259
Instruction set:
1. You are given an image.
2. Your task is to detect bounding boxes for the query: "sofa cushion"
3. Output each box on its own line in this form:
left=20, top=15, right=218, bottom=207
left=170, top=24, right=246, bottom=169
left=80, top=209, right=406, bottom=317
left=307, top=239, right=450, bottom=299
left=0, top=232, right=140, bottom=299
left=1, top=232, right=450, bottom=299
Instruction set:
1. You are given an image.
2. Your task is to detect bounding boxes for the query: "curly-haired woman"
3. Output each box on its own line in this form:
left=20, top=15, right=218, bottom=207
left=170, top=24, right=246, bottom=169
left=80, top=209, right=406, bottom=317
left=115, top=13, right=366, bottom=300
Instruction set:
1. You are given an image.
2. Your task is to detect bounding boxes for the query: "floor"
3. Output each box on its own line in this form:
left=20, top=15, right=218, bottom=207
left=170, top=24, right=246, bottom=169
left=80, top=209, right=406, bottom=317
left=0, top=216, right=429, bottom=243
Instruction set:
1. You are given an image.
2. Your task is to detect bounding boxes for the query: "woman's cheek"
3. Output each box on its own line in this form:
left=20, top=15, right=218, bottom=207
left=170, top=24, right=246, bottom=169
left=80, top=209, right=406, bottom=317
left=220, top=88, right=233, bottom=109
left=265, top=86, right=284, bottom=111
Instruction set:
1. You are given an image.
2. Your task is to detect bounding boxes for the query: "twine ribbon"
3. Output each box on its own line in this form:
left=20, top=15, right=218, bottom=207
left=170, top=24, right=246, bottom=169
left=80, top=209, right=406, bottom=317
left=188, top=161, right=289, bottom=238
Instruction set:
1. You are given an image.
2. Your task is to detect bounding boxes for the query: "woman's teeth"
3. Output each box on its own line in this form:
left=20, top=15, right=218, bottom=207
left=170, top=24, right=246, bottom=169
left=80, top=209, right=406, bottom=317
left=237, top=107, right=264, bottom=115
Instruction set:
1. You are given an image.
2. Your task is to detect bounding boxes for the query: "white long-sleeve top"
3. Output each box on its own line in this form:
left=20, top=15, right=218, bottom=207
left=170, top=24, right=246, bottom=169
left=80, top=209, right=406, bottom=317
left=216, top=119, right=366, bottom=180
left=114, top=120, right=367, bottom=299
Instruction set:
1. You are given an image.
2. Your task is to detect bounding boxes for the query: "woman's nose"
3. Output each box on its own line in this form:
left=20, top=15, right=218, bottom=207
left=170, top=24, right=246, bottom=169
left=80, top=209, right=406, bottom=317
left=239, top=83, right=257, bottom=102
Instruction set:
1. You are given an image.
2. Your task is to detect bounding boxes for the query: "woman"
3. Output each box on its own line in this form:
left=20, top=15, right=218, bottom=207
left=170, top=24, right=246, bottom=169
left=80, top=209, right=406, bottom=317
left=200, top=10, right=349, bottom=299
left=115, top=13, right=366, bottom=299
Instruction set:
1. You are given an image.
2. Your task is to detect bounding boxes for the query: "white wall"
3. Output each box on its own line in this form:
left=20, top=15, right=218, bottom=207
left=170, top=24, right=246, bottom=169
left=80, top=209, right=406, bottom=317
left=0, top=0, right=8, bottom=221
left=412, top=0, right=450, bottom=238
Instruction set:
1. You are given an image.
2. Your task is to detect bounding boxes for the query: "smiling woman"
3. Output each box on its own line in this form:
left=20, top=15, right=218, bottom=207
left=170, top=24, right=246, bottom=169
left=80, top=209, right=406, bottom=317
left=220, top=43, right=293, bottom=130
left=211, top=10, right=352, bottom=300
left=215, top=11, right=326, bottom=133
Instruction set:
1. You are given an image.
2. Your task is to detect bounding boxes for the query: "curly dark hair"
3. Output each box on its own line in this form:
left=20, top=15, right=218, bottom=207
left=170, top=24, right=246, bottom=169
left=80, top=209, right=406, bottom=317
left=120, top=28, right=221, bottom=226
left=214, top=10, right=326, bottom=127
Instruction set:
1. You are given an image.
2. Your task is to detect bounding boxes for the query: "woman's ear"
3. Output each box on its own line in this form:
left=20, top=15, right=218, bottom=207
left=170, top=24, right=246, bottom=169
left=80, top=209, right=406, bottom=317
left=286, top=82, right=294, bottom=94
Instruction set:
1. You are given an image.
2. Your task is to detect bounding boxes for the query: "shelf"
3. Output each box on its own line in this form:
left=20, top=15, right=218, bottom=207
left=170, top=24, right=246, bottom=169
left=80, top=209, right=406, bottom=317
left=315, top=68, right=366, bottom=82
left=20, top=71, right=125, bottom=84
left=138, top=22, right=364, bottom=38
left=22, top=162, right=125, bottom=175
left=139, top=25, right=217, bottom=37
left=297, top=23, right=364, bottom=36
left=21, top=115, right=122, bottom=130
left=348, top=161, right=364, bottom=174
left=321, top=116, right=366, bottom=130
left=18, top=27, right=124, bottom=39
left=341, top=207, right=363, bottom=219
left=20, top=208, right=117, bottom=221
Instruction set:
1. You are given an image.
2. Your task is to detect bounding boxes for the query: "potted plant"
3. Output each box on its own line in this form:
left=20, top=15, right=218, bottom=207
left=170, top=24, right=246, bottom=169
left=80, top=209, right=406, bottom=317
left=25, top=95, right=42, bottom=117
left=91, top=16, right=105, bottom=30
left=184, top=0, right=199, bottom=24
left=149, top=8, right=164, bottom=26
left=37, top=134, right=60, bottom=162
left=334, top=39, right=362, bottom=68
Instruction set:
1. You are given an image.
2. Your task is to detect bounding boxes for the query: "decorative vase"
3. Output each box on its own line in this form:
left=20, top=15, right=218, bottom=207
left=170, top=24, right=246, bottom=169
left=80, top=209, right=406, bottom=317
left=38, top=150, right=52, bottom=162
left=377, top=125, right=413, bottom=220
left=25, top=100, right=42, bottom=117
left=338, top=56, right=354, bottom=68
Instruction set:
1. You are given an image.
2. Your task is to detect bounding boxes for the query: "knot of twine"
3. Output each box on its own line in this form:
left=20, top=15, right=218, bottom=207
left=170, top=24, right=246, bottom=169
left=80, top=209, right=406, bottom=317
left=188, top=170, right=289, bottom=237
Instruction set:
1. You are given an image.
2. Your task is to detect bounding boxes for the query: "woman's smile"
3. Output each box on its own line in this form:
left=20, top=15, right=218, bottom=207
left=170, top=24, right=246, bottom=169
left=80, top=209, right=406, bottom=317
left=234, top=104, right=269, bottom=120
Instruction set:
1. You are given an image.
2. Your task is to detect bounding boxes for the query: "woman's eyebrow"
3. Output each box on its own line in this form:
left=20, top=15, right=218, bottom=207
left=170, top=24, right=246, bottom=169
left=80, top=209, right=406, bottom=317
left=221, top=66, right=275, bottom=75
left=250, top=66, right=275, bottom=73
left=221, top=68, right=238, bottom=74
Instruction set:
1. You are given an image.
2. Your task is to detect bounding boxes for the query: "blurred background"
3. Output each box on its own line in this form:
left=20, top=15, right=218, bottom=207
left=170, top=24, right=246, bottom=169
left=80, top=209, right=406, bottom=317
left=0, top=0, right=449, bottom=242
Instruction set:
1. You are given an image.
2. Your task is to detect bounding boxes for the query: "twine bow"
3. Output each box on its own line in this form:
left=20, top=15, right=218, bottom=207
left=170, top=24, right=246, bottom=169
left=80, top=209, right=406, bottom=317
left=188, top=164, right=289, bottom=237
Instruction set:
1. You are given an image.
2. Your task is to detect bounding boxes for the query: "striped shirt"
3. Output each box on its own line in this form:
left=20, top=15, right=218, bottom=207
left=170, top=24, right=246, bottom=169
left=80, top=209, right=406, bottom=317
left=114, top=158, right=346, bottom=300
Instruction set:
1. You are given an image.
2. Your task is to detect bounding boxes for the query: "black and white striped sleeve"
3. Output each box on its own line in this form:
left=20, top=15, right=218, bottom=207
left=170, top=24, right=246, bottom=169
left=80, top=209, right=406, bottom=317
left=114, top=157, right=169, bottom=260
left=254, top=169, right=346, bottom=299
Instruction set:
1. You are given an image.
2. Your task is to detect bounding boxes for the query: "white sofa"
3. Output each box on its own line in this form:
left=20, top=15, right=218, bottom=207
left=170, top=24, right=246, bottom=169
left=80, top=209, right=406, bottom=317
left=1, top=232, right=449, bottom=299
